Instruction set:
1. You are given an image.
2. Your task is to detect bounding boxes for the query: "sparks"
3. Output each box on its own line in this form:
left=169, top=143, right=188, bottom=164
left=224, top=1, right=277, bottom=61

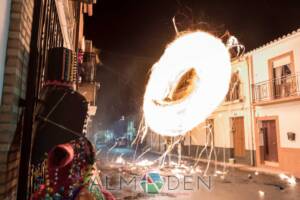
left=279, top=173, right=297, bottom=186
left=115, top=155, right=125, bottom=165
left=136, top=159, right=154, bottom=167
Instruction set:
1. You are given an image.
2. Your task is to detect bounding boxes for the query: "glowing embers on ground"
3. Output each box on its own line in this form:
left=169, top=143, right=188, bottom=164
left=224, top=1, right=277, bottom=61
left=115, top=155, right=126, bottom=165
left=279, top=173, right=297, bottom=186
left=143, top=31, right=231, bottom=137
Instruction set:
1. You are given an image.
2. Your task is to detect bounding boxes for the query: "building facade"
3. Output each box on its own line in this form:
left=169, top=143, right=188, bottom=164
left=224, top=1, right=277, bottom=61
left=0, top=0, right=34, bottom=198
left=180, top=57, right=254, bottom=165
left=249, top=29, right=300, bottom=177
left=147, top=29, right=300, bottom=178
left=0, top=0, right=98, bottom=199
left=146, top=55, right=255, bottom=165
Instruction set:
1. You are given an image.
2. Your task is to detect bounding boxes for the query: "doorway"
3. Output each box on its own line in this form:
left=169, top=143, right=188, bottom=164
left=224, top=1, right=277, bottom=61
left=258, top=120, right=279, bottom=163
left=231, top=117, right=246, bottom=157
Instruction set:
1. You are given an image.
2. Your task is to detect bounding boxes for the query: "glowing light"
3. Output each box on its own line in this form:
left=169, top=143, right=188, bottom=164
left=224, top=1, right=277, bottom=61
left=195, top=167, right=202, bottom=173
left=288, top=176, right=297, bottom=186
left=171, top=168, right=184, bottom=179
left=115, top=155, right=125, bottom=164
left=136, top=159, right=154, bottom=167
left=258, top=190, right=265, bottom=198
left=279, top=173, right=297, bottom=186
left=143, top=31, right=231, bottom=136
left=215, top=170, right=227, bottom=175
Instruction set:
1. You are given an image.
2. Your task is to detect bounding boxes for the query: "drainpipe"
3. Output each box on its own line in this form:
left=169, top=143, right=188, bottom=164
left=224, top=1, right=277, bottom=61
left=246, top=55, right=256, bottom=166
left=189, top=131, right=191, bottom=156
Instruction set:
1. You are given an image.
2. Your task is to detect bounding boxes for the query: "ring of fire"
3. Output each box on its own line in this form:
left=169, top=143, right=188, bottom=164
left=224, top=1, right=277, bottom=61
left=143, top=31, right=231, bottom=136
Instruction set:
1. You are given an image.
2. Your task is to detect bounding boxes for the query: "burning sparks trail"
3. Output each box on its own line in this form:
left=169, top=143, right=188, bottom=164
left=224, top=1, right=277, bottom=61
left=132, top=116, right=148, bottom=161
left=106, top=142, right=118, bottom=161
left=135, top=147, right=151, bottom=161
left=131, top=29, right=245, bottom=176
left=108, top=142, right=118, bottom=152
left=157, top=136, right=183, bottom=167
left=143, top=31, right=231, bottom=137
left=193, top=122, right=218, bottom=176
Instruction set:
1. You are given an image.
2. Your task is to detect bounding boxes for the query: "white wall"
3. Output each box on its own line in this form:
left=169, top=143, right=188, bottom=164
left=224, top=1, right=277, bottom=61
left=256, top=102, right=300, bottom=149
left=251, top=32, right=300, bottom=149
left=187, top=122, right=207, bottom=146
left=252, top=32, right=300, bottom=83
left=0, top=0, right=11, bottom=104
left=186, top=108, right=254, bottom=150
left=185, top=59, right=255, bottom=150
left=211, top=112, right=232, bottom=148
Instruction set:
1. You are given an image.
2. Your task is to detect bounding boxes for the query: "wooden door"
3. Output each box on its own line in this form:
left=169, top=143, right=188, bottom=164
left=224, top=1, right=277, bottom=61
left=261, top=120, right=278, bottom=162
left=232, top=117, right=246, bottom=157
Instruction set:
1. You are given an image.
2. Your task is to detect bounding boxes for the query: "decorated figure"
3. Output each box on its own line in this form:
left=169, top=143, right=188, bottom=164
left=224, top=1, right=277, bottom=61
left=31, top=137, right=115, bottom=200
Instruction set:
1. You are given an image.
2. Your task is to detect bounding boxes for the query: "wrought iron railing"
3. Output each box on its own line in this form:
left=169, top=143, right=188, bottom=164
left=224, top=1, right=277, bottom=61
left=35, top=0, right=65, bottom=97
left=252, top=73, right=300, bottom=103
left=18, top=0, right=81, bottom=199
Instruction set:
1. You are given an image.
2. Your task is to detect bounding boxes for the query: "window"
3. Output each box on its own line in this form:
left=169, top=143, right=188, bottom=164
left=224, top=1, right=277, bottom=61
left=270, top=52, right=296, bottom=98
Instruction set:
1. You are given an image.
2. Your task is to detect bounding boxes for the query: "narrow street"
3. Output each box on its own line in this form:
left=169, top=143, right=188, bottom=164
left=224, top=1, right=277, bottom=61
left=1, top=1, right=300, bottom=199
left=96, top=146, right=300, bottom=200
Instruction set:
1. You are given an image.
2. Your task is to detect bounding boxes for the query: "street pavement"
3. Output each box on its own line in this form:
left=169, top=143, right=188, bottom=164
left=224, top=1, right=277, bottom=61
left=96, top=146, right=300, bottom=200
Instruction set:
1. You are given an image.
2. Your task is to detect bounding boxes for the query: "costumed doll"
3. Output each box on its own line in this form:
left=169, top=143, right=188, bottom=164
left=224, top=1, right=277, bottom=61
left=31, top=137, right=115, bottom=200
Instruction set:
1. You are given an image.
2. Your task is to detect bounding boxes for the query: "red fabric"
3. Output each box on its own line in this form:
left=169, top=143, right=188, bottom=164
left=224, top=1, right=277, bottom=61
left=48, top=143, right=75, bottom=195
left=31, top=184, right=46, bottom=200
left=48, top=143, right=74, bottom=168
left=101, top=188, right=116, bottom=200
left=31, top=141, right=116, bottom=200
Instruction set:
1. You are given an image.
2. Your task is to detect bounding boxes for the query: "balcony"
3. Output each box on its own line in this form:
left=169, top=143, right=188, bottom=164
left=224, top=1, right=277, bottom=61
left=78, top=52, right=97, bottom=82
left=224, top=82, right=244, bottom=103
left=253, top=73, right=300, bottom=105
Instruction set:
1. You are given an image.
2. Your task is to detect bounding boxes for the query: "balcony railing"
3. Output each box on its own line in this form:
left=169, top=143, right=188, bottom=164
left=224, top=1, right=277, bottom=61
left=253, top=73, right=300, bottom=103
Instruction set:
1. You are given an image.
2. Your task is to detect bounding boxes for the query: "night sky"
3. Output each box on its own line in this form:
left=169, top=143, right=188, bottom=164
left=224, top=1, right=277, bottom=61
left=84, top=0, right=300, bottom=130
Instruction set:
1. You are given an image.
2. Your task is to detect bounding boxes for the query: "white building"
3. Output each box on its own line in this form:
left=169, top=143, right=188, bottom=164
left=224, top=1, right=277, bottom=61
left=183, top=57, right=254, bottom=165
left=0, top=0, right=11, bottom=104
left=146, top=55, right=255, bottom=165
left=249, top=29, right=300, bottom=177
left=146, top=29, right=300, bottom=178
